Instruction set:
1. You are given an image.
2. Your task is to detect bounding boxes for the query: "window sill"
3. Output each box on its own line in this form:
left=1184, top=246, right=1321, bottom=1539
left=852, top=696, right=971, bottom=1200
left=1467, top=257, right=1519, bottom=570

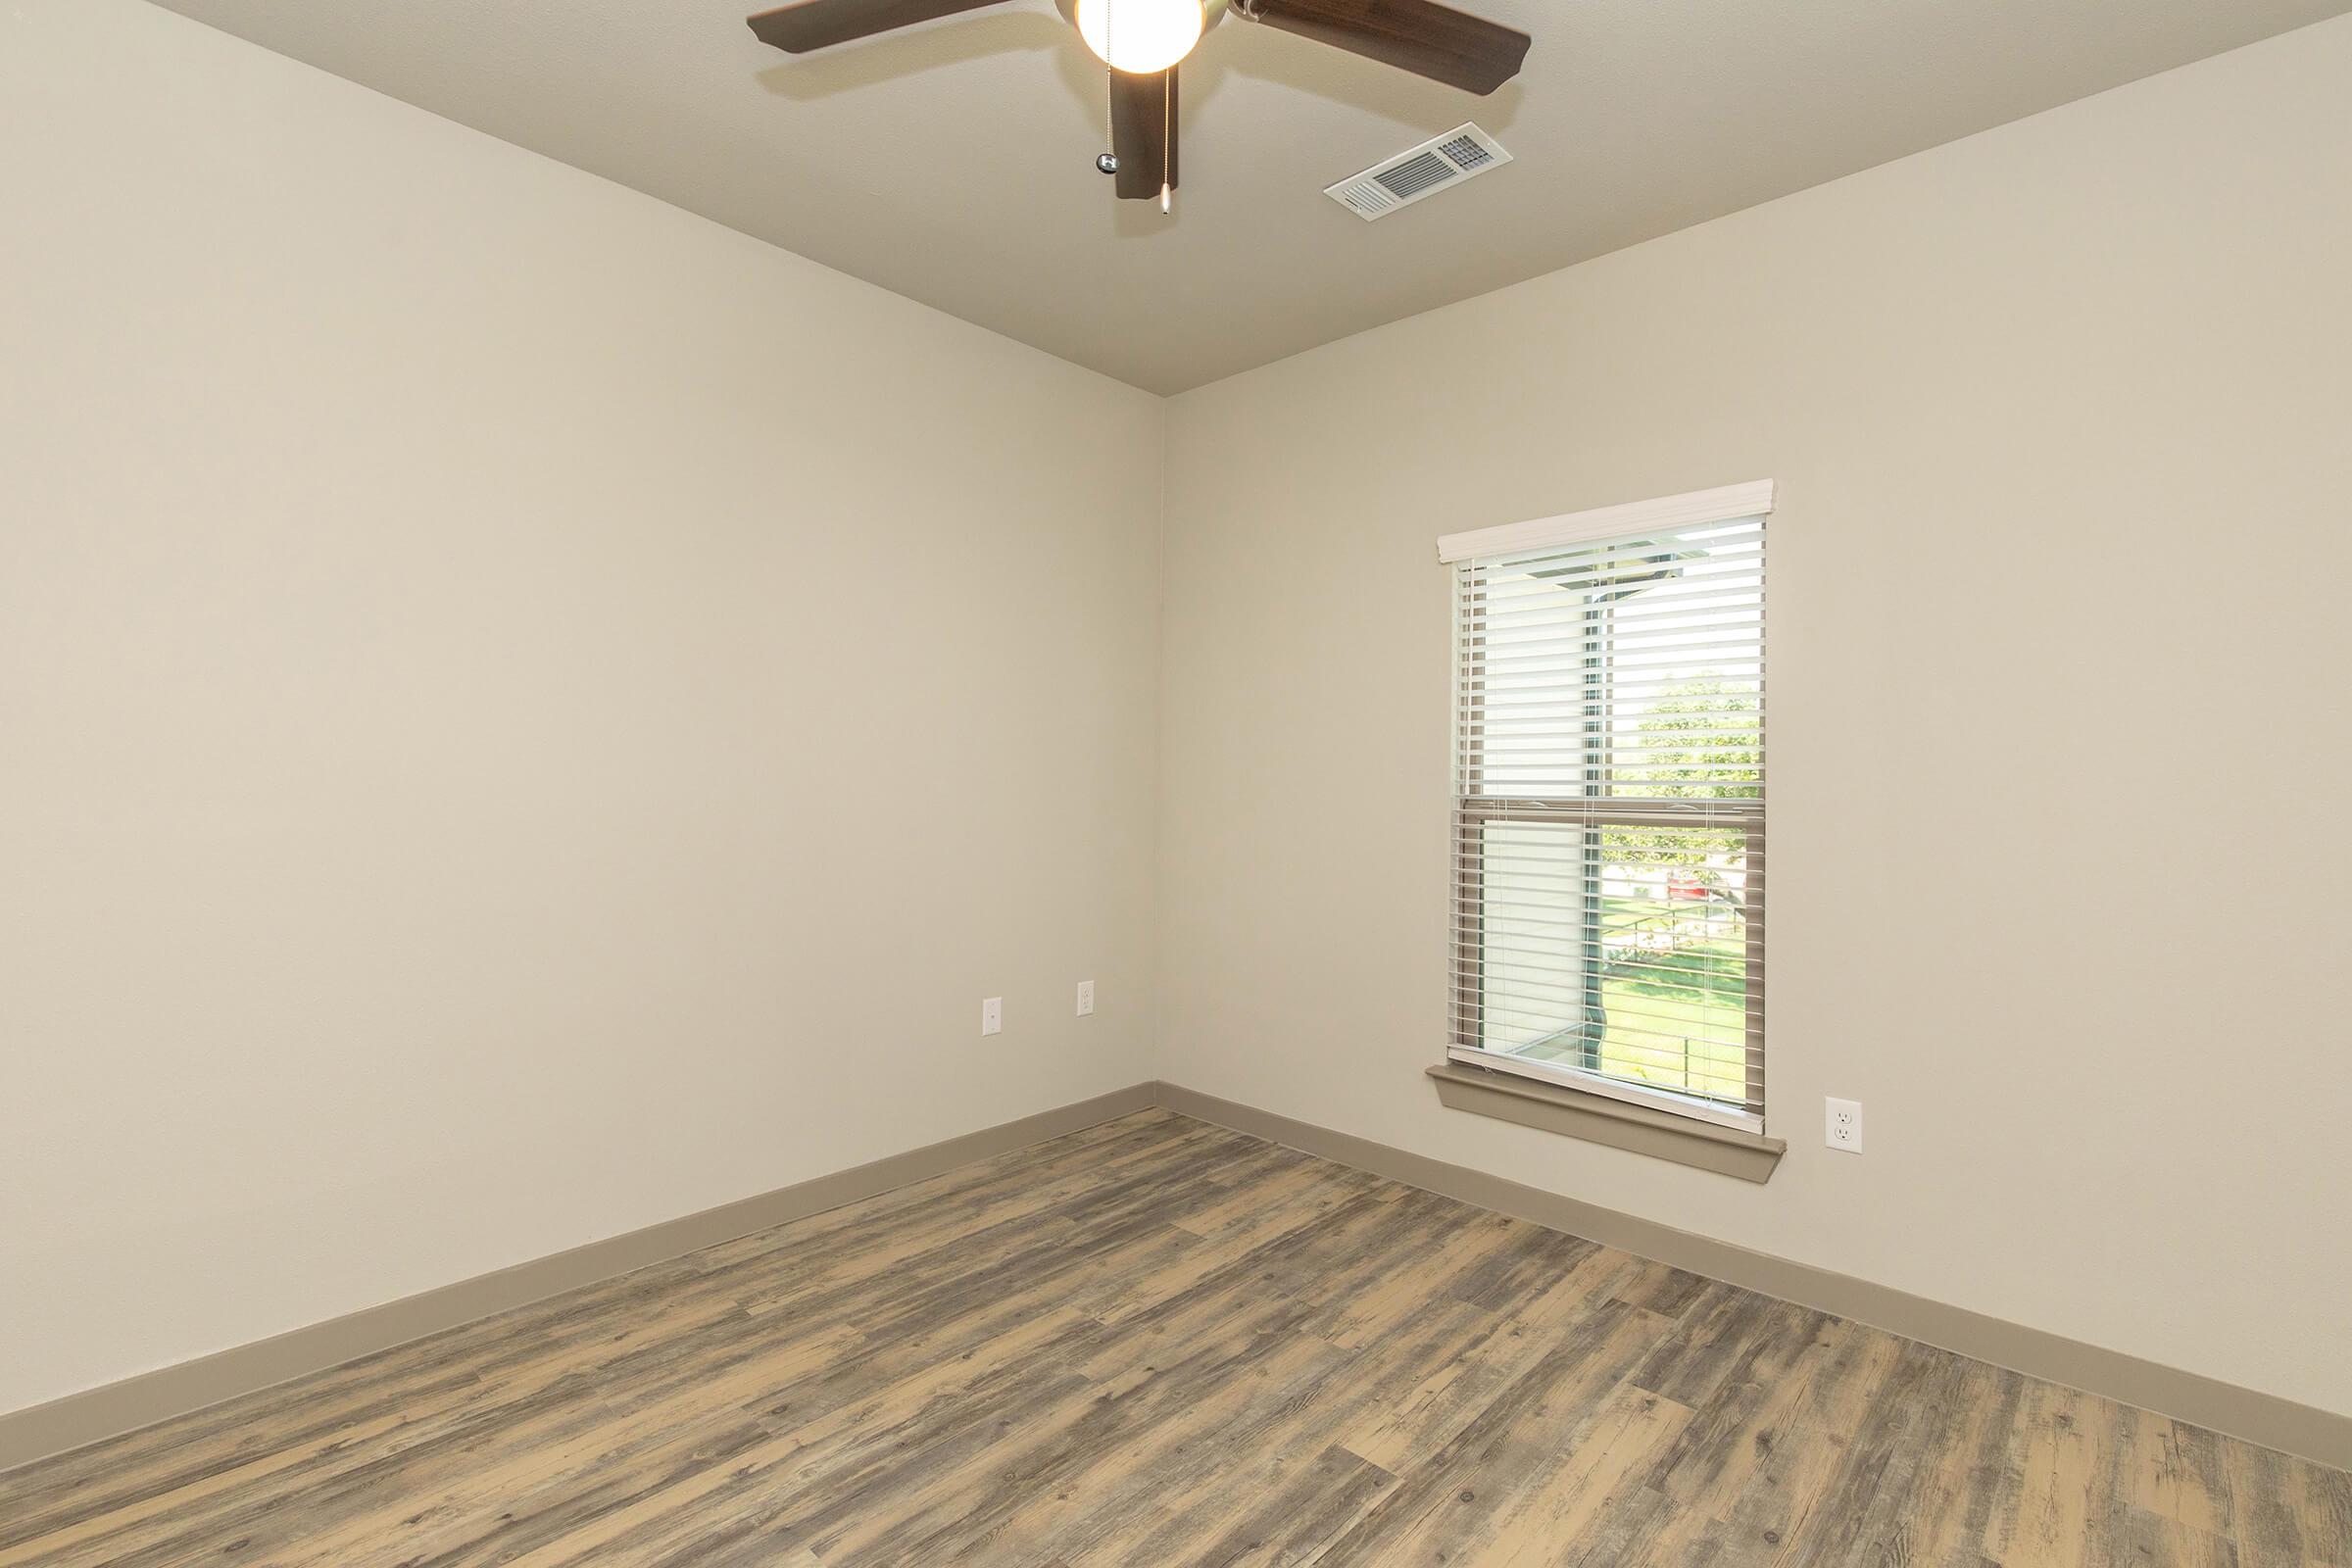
left=1426, top=1062, right=1786, bottom=1183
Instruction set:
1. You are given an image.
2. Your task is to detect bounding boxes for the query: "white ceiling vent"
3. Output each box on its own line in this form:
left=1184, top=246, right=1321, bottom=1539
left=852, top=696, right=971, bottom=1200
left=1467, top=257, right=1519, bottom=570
left=1326, top=123, right=1512, bottom=220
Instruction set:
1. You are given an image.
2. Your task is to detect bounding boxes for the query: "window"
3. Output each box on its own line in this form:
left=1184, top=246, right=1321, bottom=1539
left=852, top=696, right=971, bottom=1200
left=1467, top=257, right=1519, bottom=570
left=1444, top=482, right=1771, bottom=1132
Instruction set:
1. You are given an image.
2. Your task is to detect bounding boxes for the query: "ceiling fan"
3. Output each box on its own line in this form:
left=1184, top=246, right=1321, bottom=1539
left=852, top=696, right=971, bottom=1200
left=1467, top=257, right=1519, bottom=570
left=744, top=0, right=1532, bottom=211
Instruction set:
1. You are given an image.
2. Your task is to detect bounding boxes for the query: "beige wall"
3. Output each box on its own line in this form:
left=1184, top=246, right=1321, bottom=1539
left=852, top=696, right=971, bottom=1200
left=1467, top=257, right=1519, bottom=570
left=0, top=0, right=1160, bottom=1416
left=1160, top=17, right=2352, bottom=1417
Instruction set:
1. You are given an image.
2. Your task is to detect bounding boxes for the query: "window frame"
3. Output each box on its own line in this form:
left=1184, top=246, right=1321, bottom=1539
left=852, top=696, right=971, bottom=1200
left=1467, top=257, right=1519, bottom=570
left=1442, top=481, right=1773, bottom=1135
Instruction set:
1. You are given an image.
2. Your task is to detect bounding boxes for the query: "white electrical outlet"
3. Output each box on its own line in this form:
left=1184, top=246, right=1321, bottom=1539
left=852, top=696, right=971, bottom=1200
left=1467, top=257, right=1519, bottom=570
left=1075, top=981, right=1096, bottom=1017
left=980, top=997, right=1003, bottom=1037
left=1825, top=1098, right=1863, bottom=1152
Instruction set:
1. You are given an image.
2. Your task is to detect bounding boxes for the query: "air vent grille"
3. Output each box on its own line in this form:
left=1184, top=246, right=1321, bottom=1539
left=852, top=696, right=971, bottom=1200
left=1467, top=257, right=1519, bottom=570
left=1326, top=123, right=1512, bottom=221
left=1375, top=150, right=1457, bottom=200
left=1437, top=133, right=1492, bottom=171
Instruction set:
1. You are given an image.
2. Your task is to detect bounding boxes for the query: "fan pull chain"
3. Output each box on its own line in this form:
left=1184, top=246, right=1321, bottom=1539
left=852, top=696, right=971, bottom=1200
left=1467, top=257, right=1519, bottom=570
left=1160, top=70, right=1173, bottom=214
left=1102, top=2, right=1117, bottom=164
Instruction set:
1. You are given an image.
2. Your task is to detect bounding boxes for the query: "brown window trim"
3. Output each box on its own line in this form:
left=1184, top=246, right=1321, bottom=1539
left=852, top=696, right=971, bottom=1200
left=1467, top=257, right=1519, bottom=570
left=1427, top=1060, right=1786, bottom=1183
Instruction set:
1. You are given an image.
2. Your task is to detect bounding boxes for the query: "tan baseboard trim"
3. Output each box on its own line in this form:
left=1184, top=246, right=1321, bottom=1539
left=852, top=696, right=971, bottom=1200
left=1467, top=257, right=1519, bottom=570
left=0, top=1082, right=1158, bottom=1476
left=9, top=1077, right=2341, bottom=1477
left=1152, top=1079, right=2350, bottom=1471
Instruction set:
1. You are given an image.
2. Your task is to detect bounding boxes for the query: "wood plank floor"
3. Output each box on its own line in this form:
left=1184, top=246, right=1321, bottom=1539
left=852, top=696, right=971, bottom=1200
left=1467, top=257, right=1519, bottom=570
left=3, top=1110, right=2345, bottom=1566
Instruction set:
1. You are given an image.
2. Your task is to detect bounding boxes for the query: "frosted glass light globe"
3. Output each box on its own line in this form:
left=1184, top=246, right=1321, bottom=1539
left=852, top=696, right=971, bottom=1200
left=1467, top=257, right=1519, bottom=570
left=1075, top=0, right=1203, bottom=74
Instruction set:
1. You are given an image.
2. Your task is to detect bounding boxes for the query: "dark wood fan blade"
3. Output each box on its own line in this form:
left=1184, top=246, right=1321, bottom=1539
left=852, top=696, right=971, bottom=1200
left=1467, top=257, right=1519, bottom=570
left=1108, top=67, right=1179, bottom=202
left=746, top=0, right=1007, bottom=54
left=1250, top=0, right=1529, bottom=94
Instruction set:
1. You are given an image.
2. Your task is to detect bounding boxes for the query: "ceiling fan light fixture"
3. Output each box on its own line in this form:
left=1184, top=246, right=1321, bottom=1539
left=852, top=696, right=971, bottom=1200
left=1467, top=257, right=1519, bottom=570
left=1075, top=0, right=1203, bottom=75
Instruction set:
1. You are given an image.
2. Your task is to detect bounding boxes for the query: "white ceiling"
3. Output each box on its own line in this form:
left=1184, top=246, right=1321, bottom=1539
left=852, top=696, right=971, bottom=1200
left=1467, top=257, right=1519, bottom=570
left=146, top=0, right=2348, bottom=393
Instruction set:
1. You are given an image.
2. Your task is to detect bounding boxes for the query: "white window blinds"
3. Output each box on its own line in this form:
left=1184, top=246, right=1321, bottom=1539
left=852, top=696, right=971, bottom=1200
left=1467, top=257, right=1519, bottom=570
left=1446, top=483, right=1770, bottom=1130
